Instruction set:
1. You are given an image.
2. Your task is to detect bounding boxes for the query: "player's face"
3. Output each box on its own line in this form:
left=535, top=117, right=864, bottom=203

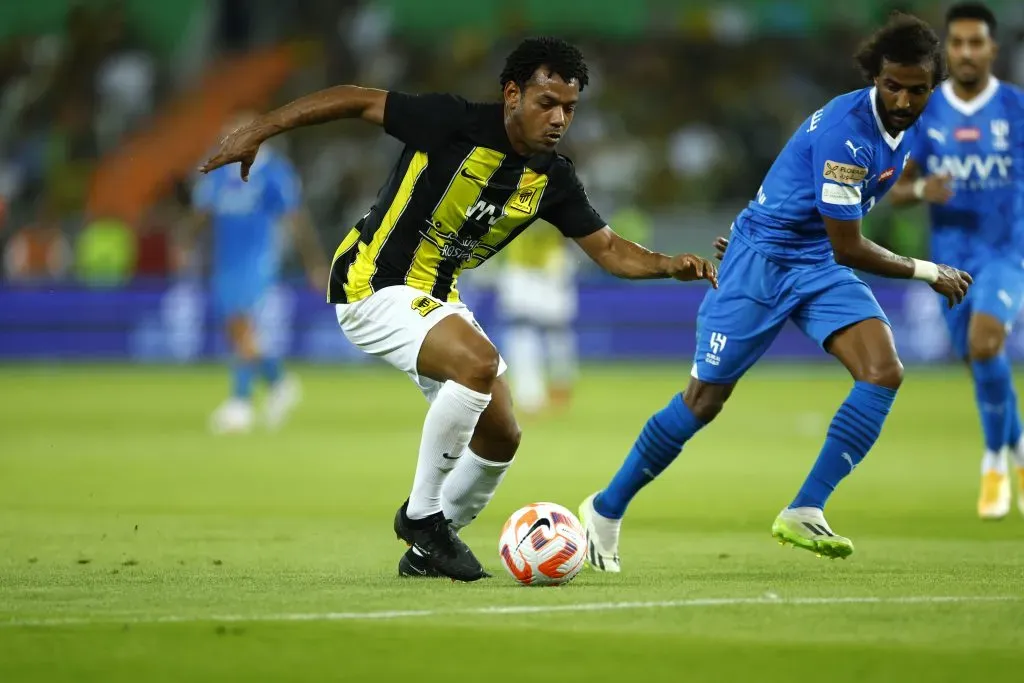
left=504, top=68, right=579, bottom=154
left=946, top=19, right=997, bottom=87
left=875, top=60, right=935, bottom=132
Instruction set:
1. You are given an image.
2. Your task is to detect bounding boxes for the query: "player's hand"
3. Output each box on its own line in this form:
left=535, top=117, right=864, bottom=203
left=199, top=123, right=266, bottom=181
left=667, top=254, right=718, bottom=288
left=930, top=264, right=973, bottom=308
left=713, top=236, right=729, bottom=261
left=921, top=173, right=954, bottom=204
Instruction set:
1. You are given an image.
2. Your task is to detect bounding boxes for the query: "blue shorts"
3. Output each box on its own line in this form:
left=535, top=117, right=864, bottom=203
left=941, top=257, right=1024, bottom=359
left=213, top=276, right=270, bottom=319
left=693, top=236, right=890, bottom=384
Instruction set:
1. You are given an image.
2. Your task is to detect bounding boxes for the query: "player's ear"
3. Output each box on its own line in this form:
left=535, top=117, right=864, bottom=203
left=504, top=81, right=521, bottom=110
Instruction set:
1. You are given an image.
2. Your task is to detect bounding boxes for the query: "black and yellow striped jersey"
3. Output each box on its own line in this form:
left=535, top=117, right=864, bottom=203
left=328, top=92, right=606, bottom=304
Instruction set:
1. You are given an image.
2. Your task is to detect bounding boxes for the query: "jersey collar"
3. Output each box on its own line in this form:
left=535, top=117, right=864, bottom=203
left=941, top=76, right=1000, bottom=116
left=869, top=87, right=905, bottom=151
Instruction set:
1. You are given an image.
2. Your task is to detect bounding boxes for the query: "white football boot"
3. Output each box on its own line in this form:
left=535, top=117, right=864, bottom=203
left=578, top=492, right=622, bottom=573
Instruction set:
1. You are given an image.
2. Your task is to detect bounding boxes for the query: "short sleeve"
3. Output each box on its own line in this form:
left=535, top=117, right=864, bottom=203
left=812, top=126, right=872, bottom=221
left=540, top=163, right=606, bottom=238
left=191, top=173, right=217, bottom=212
left=383, top=92, right=469, bottom=150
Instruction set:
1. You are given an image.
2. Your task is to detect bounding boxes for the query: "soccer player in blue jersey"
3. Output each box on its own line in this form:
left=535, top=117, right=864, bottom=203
left=889, top=3, right=1024, bottom=519
left=579, top=13, right=974, bottom=568
left=190, top=112, right=328, bottom=434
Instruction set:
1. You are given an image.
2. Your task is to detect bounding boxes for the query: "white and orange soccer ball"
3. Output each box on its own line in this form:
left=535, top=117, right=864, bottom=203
left=498, top=502, right=587, bottom=586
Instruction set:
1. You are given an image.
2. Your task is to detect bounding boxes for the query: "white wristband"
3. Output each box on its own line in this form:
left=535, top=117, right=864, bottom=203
left=912, top=178, right=927, bottom=200
left=911, top=258, right=939, bottom=283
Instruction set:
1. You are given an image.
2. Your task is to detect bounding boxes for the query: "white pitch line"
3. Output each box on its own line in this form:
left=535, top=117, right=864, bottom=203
left=2, top=594, right=1019, bottom=629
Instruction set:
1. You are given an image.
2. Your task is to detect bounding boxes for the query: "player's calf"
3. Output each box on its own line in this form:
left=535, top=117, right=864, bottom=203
left=786, top=320, right=900, bottom=534
left=408, top=315, right=498, bottom=522
left=967, top=313, right=1015, bottom=519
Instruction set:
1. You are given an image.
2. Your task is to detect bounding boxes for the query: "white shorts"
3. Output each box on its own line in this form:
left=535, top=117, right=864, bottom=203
left=496, top=266, right=577, bottom=326
left=335, top=285, right=507, bottom=402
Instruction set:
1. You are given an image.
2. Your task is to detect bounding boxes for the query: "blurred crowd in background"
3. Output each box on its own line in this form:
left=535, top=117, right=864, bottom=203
left=2, top=0, right=1024, bottom=286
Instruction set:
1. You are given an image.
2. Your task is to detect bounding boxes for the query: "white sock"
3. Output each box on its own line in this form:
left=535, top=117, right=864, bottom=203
left=441, top=449, right=513, bottom=531
left=505, top=324, right=547, bottom=413
left=406, top=381, right=491, bottom=520
left=1011, top=439, right=1024, bottom=468
left=982, top=449, right=1008, bottom=475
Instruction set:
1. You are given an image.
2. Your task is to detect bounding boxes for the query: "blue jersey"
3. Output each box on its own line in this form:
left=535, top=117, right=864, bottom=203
left=733, top=87, right=917, bottom=265
left=910, top=78, right=1024, bottom=273
left=192, top=148, right=301, bottom=283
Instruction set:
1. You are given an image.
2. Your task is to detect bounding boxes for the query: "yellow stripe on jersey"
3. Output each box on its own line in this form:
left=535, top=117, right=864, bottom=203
left=331, top=227, right=360, bottom=266
left=450, top=167, right=551, bottom=300
left=343, top=151, right=429, bottom=301
left=327, top=227, right=361, bottom=301
left=406, top=147, right=505, bottom=297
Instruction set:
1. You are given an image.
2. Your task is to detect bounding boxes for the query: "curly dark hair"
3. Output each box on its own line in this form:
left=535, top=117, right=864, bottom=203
left=499, top=37, right=589, bottom=92
left=854, top=12, right=947, bottom=85
left=946, top=2, right=997, bottom=36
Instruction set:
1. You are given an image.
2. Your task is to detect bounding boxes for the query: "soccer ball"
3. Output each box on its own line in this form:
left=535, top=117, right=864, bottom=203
left=498, top=502, right=587, bottom=586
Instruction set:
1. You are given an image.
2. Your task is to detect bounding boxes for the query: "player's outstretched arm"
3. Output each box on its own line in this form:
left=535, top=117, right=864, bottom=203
left=888, top=158, right=953, bottom=206
left=824, top=215, right=972, bottom=307
left=199, top=86, right=388, bottom=179
left=574, top=227, right=718, bottom=287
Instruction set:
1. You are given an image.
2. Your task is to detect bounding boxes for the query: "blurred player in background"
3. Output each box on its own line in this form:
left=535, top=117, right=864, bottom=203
left=188, top=111, right=328, bottom=434
left=890, top=2, right=1024, bottom=519
left=200, top=38, right=718, bottom=582
left=496, top=220, right=579, bottom=416
left=581, top=13, right=973, bottom=571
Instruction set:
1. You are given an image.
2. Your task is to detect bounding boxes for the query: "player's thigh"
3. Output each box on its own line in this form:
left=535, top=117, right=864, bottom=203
left=792, top=268, right=902, bottom=387
left=469, top=375, right=521, bottom=463
left=691, top=239, right=792, bottom=385
left=335, top=286, right=507, bottom=397
left=965, top=259, right=1024, bottom=360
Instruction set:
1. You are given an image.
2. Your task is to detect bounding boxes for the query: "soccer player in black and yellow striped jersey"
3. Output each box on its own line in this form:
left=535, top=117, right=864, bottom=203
left=201, top=37, right=718, bottom=582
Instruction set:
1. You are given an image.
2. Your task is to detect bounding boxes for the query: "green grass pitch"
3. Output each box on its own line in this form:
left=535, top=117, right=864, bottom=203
left=1, top=363, right=1022, bottom=682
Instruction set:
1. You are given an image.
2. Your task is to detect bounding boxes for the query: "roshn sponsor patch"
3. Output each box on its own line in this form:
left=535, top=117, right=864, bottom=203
left=823, top=160, right=869, bottom=186
left=821, top=182, right=862, bottom=206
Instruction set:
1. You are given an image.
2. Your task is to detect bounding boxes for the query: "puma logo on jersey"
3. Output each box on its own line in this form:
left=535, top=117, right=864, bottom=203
left=845, top=140, right=864, bottom=158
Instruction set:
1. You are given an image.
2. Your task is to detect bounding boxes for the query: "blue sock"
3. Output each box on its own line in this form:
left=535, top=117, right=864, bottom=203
left=594, top=394, right=705, bottom=519
left=971, top=354, right=1013, bottom=453
left=791, top=381, right=897, bottom=510
left=232, top=360, right=256, bottom=400
left=1006, top=384, right=1021, bottom=448
left=260, top=357, right=284, bottom=386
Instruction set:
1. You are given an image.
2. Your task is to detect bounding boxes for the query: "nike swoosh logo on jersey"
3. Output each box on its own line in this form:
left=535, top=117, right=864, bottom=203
left=460, top=168, right=482, bottom=181
left=441, top=452, right=460, bottom=460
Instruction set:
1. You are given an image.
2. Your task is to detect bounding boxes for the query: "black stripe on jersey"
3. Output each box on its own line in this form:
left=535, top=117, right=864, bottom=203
left=429, top=158, right=527, bottom=300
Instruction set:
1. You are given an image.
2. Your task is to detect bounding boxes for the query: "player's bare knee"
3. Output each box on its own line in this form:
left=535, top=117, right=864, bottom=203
left=968, top=319, right=1005, bottom=362
left=683, top=379, right=732, bottom=423
left=451, top=341, right=501, bottom=392
left=860, top=358, right=904, bottom=390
